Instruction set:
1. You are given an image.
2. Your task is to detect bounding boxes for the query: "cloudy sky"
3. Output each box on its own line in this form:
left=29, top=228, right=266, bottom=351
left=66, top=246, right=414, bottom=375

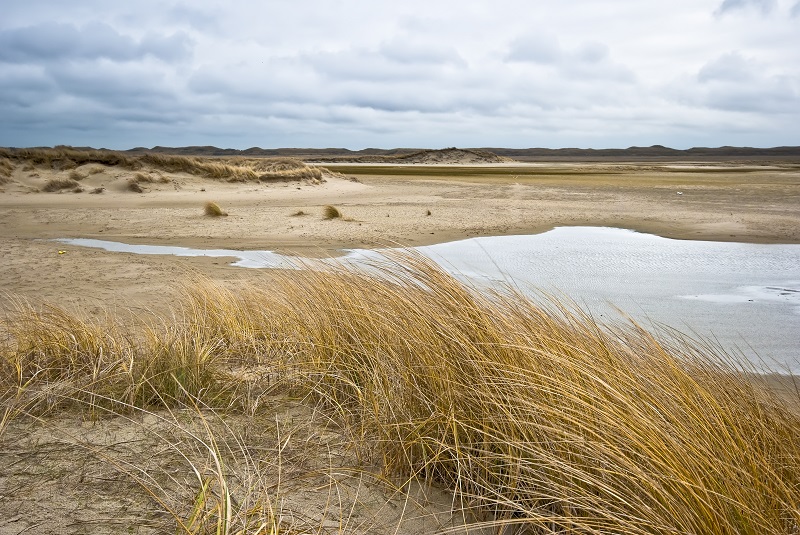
left=1, top=0, right=798, bottom=150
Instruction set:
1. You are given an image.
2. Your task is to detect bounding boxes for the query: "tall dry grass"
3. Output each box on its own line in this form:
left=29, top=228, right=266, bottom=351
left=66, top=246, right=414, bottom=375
left=0, top=157, right=13, bottom=181
left=42, top=177, right=80, bottom=192
left=2, top=256, right=799, bottom=533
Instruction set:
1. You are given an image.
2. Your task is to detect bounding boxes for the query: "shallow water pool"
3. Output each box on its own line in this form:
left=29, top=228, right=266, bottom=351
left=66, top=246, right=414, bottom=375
left=57, top=227, right=800, bottom=371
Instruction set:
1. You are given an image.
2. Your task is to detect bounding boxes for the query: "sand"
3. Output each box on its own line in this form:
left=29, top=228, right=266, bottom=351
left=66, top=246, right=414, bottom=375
left=2, top=159, right=799, bottom=313
left=1, top=156, right=799, bottom=533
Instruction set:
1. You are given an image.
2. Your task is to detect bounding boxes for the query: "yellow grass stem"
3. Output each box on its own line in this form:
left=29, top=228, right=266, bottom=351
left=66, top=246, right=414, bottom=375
left=1, top=255, right=799, bottom=533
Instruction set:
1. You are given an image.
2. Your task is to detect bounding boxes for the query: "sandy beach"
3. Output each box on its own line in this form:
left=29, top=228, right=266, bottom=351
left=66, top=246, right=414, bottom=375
left=1, top=150, right=800, bottom=534
left=2, top=155, right=799, bottom=313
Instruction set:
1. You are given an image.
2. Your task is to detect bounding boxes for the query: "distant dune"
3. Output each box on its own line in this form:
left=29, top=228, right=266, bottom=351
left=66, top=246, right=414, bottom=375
left=117, top=144, right=800, bottom=162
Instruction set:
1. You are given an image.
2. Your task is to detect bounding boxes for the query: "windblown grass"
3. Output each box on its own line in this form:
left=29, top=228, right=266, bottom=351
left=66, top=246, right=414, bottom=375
left=322, top=205, right=342, bottom=219
left=0, top=157, right=13, bottom=180
left=42, top=177, right=81, bottom=192
left=1, top=256, right=799, bottom=533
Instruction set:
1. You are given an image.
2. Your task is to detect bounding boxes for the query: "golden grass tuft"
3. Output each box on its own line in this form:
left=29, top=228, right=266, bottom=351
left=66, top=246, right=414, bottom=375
left=127, top=180, right=144, bottom=193
left=322, top=205, right=342, bottom=219
left=1, top=256, right=799, bottom=533
left=42, top=177, right=80, bottom=192
left=0, top=157, right=13, bottom=179
left=204, top=201, right=228, bottom=217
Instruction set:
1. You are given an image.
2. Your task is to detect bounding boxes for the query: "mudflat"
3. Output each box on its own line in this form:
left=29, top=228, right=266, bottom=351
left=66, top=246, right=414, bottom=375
left=2, top=156, right=798, bottom=312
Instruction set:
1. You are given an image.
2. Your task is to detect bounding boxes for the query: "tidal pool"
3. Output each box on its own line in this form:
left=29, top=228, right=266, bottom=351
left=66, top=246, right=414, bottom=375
left=57, top=227, right=800, bottom=371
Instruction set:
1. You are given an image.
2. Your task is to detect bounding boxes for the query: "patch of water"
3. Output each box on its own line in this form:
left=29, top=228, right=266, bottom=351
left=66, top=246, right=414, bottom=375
left=56, top=227, right=800, bottom=371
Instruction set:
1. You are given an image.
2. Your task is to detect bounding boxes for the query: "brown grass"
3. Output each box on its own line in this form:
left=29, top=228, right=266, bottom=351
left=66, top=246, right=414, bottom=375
left=0, top=147, right=331, bottom=184
left=2, top=256, right=799, bottom=533
left=0, top=157, right=13, bottom=179
left=42, top=177, right=80, bottom=192
left=127, top=180, right=144, bottom=193
left=322, top=205, right=342, bottom=219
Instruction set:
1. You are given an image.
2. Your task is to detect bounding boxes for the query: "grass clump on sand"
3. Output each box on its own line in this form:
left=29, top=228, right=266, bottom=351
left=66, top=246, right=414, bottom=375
left=322, top=205, right=342, bottom=219
left=0, top=157, right=13, bottom=181
left=42, top=177, right=81, bottom=192
left=1, top=255, right=800, bottom=534
left=204, top=201, right=228, bottom=217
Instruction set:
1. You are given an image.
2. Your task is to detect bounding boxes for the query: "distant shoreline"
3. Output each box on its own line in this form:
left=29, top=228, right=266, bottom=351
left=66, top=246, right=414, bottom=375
left=6, top=144, right=799, bottom=162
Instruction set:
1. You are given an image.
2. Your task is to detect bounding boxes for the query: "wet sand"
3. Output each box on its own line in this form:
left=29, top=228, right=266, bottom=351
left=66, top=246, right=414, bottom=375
left=2, top=160, right=799, bottom=313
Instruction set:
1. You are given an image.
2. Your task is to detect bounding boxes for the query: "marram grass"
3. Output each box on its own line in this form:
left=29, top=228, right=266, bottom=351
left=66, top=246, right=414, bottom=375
left=1, top=254, right=799, bottom=534
left=0, top=146, right=332, bottom=183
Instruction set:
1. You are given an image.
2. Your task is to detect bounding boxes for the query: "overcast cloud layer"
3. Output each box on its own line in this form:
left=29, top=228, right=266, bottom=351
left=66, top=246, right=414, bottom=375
left=1, top=0, right=798, bottom=149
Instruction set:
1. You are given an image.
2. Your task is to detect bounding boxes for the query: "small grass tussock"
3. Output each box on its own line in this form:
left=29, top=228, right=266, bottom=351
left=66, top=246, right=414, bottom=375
left=68, top=169, right=85, bottom=181
left=127, top=180, right=144, bottom=193
left=1, top=256, right=800, bottom=534
left=204, top=201, right=228, bottom=217
left=132, top=171, right=155, bottom=183
left=322, top=205, right=342, bottom=220
left=0, top=157, right=13, bottom=178
left=42, top=177, right=81, bottom=192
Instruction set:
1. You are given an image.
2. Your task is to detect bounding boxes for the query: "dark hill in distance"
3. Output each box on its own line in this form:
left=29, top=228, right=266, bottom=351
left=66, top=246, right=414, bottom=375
left=123, top=145, right=800, bottom=162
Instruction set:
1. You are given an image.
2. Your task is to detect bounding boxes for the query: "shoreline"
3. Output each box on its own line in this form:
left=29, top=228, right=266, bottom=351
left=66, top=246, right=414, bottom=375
left=2, top=160, right=799, bottom=312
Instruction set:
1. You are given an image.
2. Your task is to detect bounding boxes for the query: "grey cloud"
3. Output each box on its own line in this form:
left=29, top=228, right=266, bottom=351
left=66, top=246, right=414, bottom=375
left=714, top=0, right=776, bottom=16
left=165, top=5, right=221, bottom=32
left=792, top=1, right=800, bottom=16
left=138, top=32, right=194, bottom=62
left=698, top=52, right=753, bottom=82
left=675, top=53, right=800, bottom=114
left=575, top=42, right=609, bottom=64
left=46, top=62, right=173, bottom=103
left=506, top=34, right=562, bottom=64
left=378, top=38, right=465, bottom=66
left=0, top=22, right=192, bottom=63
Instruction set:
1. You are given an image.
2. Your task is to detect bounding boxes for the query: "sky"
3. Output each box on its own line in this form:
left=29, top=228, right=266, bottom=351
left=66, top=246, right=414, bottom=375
left=0, top=0, right=798, bottom=150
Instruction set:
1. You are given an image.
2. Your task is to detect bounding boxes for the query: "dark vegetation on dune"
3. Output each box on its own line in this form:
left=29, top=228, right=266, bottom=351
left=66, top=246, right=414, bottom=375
left=0, top=146, right=332, bottom=183
left=124, top=144, right=800, bottom=162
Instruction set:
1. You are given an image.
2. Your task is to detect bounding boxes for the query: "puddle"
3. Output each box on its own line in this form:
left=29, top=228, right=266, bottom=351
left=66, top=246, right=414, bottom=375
left=54, top=238, right=302, bottom=268
left=56, top=227, right=800, bottom=371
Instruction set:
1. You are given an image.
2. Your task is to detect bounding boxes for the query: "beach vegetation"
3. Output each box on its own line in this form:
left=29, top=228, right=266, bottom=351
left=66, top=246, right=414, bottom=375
left=1, top=256, right=799, bottom=533
left=0, top=147, right=335, bottom=184
left=204, top=201, right=228, bottom=217
left=322, top=205, right=342, bottom=219
left=0, top=157, right=13, bottom=179
left=42, top=177, right=81, bottom=192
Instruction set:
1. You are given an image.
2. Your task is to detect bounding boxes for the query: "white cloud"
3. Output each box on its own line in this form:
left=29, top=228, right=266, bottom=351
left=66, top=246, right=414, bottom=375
left=0, top=0, right=798, bottom=149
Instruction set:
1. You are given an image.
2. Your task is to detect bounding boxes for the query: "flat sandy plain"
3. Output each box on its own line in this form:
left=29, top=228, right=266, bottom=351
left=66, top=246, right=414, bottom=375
left=1, top=152, right=800, bottom=534
left=2, top=157, right=799, bottom=314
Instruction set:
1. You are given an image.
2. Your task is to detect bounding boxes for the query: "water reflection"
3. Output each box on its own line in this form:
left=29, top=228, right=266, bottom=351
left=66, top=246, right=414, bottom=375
left=56, top=227, right=800, bottom=370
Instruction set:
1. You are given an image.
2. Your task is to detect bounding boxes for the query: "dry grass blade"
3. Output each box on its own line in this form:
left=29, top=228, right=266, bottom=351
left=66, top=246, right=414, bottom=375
left=42, top=177, right=80, bottom=192
left=2, top=254, right=799, bottom=534
left=322, top=205, right=342, bottom=220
